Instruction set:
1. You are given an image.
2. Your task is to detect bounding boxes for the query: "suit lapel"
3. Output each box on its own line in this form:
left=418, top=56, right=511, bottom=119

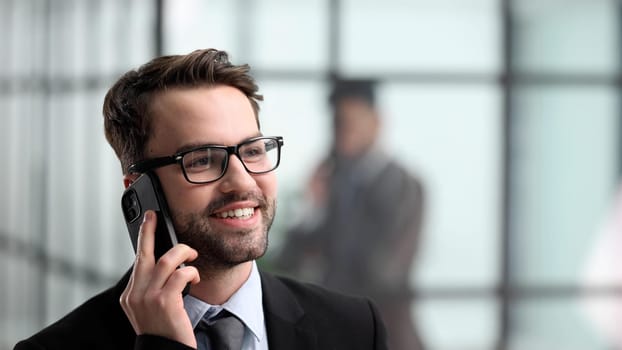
left=260, top=271, right=318, bottom=350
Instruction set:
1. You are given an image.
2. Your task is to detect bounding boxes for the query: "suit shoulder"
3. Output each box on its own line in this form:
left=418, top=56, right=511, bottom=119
left=267, top=273, right=379, bottom=323
left=275, top=274, right=365, bottom=303
left=261, top=272, right=388, bottom=349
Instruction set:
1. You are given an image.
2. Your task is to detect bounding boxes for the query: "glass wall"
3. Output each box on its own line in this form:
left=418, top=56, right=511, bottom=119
left=161, top=0, right=621, bottom=348
left=2, top=0, right=621, bottom=349
left=509, top=0, right=621, bottom=348
left=0, top=0, right=155, bottom=347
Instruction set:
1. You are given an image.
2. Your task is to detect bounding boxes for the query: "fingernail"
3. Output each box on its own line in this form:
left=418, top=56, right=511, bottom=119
left=143, top=210, right=152, bottom=222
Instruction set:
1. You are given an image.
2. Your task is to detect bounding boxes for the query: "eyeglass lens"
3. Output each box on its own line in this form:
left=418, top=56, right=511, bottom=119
left=181, top=138, right=280, bottom=183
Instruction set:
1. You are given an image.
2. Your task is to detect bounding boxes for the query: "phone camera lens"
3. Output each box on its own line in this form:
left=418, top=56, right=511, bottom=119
left=122, top=190, right=141, bottom=222
left=127, top=208, right=138, bottom=221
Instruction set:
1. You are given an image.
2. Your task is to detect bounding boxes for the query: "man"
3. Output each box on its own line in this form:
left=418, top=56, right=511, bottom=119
left=276, top=79, right=425, bottom=350
left=14, top=49, right=388, bottom=349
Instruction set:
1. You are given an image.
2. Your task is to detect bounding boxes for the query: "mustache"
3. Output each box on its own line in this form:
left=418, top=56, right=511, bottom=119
left=205, top=191, right=268, bottom=215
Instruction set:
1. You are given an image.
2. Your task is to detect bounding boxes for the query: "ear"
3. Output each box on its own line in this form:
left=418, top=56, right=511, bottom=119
left=123, top=173, right=140, bottom=189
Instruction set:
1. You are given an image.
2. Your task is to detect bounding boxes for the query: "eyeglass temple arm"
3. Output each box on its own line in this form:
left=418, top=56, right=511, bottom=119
left=127, top=156, right=179, bottom=174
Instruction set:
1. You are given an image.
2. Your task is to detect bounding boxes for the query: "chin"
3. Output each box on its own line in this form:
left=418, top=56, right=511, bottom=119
left=192, top=247, right=267, bottom=274
left=188, top=230, right=269, bottom=272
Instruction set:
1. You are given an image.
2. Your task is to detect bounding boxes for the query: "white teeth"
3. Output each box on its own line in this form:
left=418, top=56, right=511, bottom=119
left=216, top=207, right=254, bottom=219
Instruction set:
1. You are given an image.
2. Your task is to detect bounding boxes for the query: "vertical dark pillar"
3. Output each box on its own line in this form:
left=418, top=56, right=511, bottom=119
left=328, top=0, right=341, bottom=82
left=497, top=0, right=514, bottom=348
left=155, top=0, right=164, bottom=56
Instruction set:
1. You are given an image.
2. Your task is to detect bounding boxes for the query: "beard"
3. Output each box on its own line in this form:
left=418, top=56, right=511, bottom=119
left=170, top=191, right=275, bottom=276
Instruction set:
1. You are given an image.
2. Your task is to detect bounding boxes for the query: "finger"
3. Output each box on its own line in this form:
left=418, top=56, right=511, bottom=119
left=131, top=210, right=157, bottom=291
left=136, top=210, right=156, bottom=265
left=120, top=271, right=134, bottom=305
left=178, top=244, right=199, bottom=264
left=149, top=244, right=198, bottom=290
left=119, top=273, right=139, bottom=331
left=162, top=266, right=201, bottom=298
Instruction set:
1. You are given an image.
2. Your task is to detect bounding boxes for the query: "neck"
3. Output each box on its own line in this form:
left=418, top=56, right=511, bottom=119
left=188, top=261, right=254, bottom=305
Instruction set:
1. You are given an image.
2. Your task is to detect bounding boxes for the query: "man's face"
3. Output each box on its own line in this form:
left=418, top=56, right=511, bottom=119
left=144, top=85, right=277, bottom=273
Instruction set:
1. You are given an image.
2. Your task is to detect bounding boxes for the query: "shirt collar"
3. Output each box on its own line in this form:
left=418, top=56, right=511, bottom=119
left=183, top=261, right=265, bottom=342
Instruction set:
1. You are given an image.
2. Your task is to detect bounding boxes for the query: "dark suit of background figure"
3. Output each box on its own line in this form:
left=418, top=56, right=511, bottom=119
left=275, top=79, right=425, bottom=350
left=14, top=269, right=388, bottom=350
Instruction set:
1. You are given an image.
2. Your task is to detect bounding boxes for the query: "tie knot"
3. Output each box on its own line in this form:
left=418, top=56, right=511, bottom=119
left=196, top=310, right=245, bottom=350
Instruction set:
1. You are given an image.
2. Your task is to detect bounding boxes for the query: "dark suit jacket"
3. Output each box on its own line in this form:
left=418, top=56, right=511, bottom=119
left=14, top=268, right=388, bottom=350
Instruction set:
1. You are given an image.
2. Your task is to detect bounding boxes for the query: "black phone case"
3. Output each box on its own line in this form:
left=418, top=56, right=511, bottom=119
left=121, top=171, right=179, bottom=260
left=121, top=172, right=190, bottom=295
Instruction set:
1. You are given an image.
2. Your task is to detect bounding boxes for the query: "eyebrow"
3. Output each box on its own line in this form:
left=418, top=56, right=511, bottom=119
left=173, top=132, right=264, bottom=154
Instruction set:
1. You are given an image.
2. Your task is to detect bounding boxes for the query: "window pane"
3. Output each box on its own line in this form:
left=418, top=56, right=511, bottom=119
left=417, top=299, right=498, bottom=349
left=513, top=0, right=619, bottom=74
left=510, top=87, right=619, bottom=285
left=9, top=1, right=47, bottom=77
left=163, top=0, right=239, bottom=56
left=580, top=295, right=622, bottom=348
left=251, top=0, right=329, bottom=70
left=509, top=298, right=610, bottom=349
left=2, top=0, right=155, bottom=343
left=341, top=0, right=500, bottom=73
left=96, top=0, right=155, bottom=74
left=4, top=255, right=42, bottom=346
left=381, top=83, right=502, bottom=288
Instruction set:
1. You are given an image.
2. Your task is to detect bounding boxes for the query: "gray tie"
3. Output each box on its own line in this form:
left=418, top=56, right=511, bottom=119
left=196, top=310, right=245, bottom=350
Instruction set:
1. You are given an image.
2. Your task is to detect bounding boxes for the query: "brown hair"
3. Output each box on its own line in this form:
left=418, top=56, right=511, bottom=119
left=103, top=48, right=263, bottom=174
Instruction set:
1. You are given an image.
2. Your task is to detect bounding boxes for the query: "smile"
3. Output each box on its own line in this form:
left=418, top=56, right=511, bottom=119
left=214, top=207, right=255, bottom=219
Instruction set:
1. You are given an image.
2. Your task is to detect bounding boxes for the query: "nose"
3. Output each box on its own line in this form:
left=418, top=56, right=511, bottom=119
left=217, top=154, right=256, bottom=193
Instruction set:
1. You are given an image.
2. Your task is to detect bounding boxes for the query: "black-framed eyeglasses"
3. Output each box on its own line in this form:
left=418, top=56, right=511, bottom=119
left=128, top=136, right=284, bottom=184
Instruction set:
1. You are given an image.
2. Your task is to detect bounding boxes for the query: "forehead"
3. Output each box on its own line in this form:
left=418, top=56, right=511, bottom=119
left=335, top=98, right=375, bottom=119
left=146, top=85, right=259, bottom=156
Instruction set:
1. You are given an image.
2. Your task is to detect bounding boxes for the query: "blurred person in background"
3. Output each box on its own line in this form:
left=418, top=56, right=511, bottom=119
left=276, top=78, right=425, bottom=350
left=14, top=49, right=389, bottom=350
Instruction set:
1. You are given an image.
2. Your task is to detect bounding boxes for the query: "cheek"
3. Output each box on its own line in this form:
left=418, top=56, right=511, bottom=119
left=156, top=169, right=212, bottom=213
left=170, top=189, right=212, bottom=215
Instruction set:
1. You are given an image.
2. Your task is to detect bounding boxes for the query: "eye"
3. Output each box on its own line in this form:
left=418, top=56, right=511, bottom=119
left=243, top=146, right=265, bottom=157
left=183, top=149, right=224, bottom=172
left=189, top=156, right=211, bottom=168
left=184, top=156, right=212, bottom=172
left=240, top=144, right=267, bottom=161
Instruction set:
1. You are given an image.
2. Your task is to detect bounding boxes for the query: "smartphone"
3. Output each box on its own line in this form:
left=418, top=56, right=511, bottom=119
left=121, top=171, right=189, bottom=295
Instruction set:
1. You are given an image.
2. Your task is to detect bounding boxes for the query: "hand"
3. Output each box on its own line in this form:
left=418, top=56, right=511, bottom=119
left=120, top=210, right=201, bottom=348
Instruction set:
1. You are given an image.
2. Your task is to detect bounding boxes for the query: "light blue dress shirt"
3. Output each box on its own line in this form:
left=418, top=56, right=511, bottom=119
left=183, top=261, right=268, bottom=350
